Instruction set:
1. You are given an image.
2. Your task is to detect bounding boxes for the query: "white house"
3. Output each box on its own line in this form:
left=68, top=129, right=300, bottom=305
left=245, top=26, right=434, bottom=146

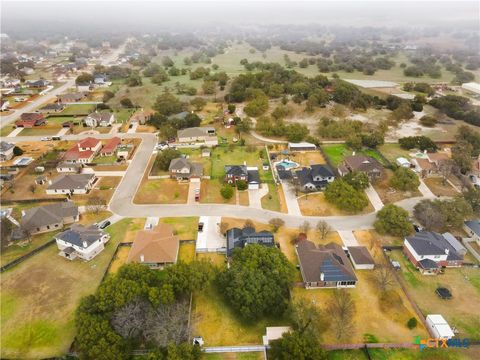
left=56, top=162, right=83, bottom=173
left=56, top=224, right=110, bottom=261
left=0, top=99, right=10, bottom=111
left=0, top=141, right=15, bottom=161
left=46, top=174, right=96, bottom=195
left=426, top=314, right=455, bottom=340
left=177, top=127, right=217, bottom=146
left=84, top=112, right=114, bottom=127
left=288, top=142, right=316, bottom=152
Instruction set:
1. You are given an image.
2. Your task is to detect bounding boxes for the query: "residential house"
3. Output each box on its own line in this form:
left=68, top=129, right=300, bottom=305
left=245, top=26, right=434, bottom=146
left=38, top=103, right=65, bottom=113
left=169, top=158, right=203, bottom=181
left=76, top=83, right=92, bottom=92
left=247, top=168, right=260, bottom=189
left=0, top=79, right=21, bottom=87
left=177, top=127, right=217, bottom=145
left=46, top=173, right=96, bottom=195
left=338, top=155, right=383, bottom=181
left=130, top=110, right=154, bottom=125
left=127, top=223, right=180, bottom=269
left=0, top=141, right=15, bottom=161
left=396, top=157, right=411, bottom=168
left=57, top=92, right=86, bottom=103
left=56, top=224, right=110, bottom=261
left=296, top=240, right=357, bottom=289
left=225, top=226, right=275, bottom=256
left=64, top=137, right=101, bottom=163
left=117, top=144, right=133, bottom=160
left=84, top=112, right=114, bottom=127
left=26, top=79, right=50, bottom=88
left=347, top=246, right=375, bottom=270
left=411, top=152, right=450, bottom=178
left=464, top=220, right=480, bottom=244
left=56, top=162, right=83, bottom=173
left=225, top=165, right=248, bottom=183
left=100, top=137, right=121, bottom=156
left=403, top=231, right=465, bottom=275
left=19, top=202, right=79, bottom=235
left=0, top=99, right=10, bottom=111
left=15, top=113, right=46, bottom=128
left=93, top=73, right=108, bottom=85
left=288, top=142, right=317, bottom=152
left=295, top=164, right=335, bottom=192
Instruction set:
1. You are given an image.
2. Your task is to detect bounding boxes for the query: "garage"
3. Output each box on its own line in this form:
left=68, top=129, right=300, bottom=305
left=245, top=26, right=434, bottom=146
left=247, top=169, right=260, bottom=190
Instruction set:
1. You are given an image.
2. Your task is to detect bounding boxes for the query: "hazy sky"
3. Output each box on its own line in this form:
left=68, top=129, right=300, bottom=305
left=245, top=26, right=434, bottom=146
left=2, top=1, right=479, bottom=35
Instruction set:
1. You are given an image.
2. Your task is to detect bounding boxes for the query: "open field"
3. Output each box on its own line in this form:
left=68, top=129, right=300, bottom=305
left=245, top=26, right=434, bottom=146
left=373, top=169, right=422, bottom=204
left=354, top=229, right=403, bottom=247
left=378, top=143, right=411, bottom=163
left=327, top=348, right=480, bottom=360
left=134, top=178, right=189, bottom=204
left=298, top=192, right=375, bottom=216
left=389, top=250, right=480, bottom=339
left=423, top=177, right=460, bottom=197
left=59, top=104, right=95, bottom=116
left=0, top=218, right=136, bottom=359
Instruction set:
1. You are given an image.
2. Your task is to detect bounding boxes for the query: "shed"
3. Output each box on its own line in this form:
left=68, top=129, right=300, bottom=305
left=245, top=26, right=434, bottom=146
left=288, top=142, right=317, bottom=152
left=201, top=149, right=211, bottom=158
left=426, top=314, right=455, bottom=340
left=396, top=157, right=411, bottom=168
left=262, top=327, right=291, bottom=346
left=347, top=246, right=375, bottom=270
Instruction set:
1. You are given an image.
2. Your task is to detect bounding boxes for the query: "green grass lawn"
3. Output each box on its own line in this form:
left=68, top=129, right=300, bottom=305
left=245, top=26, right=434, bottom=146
left=327, top=348, right=479, bottom=360
left=45, top=116, right=77, bottom=125
left=178, top=243, right=196, bottom=263
left=160, top=217, right=199, bottom=240
left=321, top=144, right=349, bottom=166
left=93, top=155, right=118, bottom=164
left=0, top=218, right=137, bottom=359
left=59, top=104, right=95, bottom=116
left=0, top=125, right=16, bottom=137
left=19, top=127, right=61, bottom=136
left=261, top=183, right=282, bottom=212
left=210, top=145, right=268, bottom=179
left=378, top=143, right=411, bottom=163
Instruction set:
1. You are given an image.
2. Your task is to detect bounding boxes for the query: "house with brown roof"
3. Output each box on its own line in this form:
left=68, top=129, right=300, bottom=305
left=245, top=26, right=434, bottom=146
left=15, top=113, right=46, bottom=128
left=127, top=223, right=180, bottom=269
left=338, top=155, right=383, bottom=181
left=57, top=92, right=87, bottom=103
left=100, top=137, right=121, bottom=156
left=347, top=246, right=375, bottom=270
left=295, top=240, right=357, bottom=289
left=411, top=152, right=450, bottom=178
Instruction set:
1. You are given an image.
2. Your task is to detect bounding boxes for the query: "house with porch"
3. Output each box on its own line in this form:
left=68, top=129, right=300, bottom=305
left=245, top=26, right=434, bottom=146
left=169, top=158, right=203, bottom=181
left=56, top=224, right=110, bottom=261
left=46, top=173, right=96, bottom=195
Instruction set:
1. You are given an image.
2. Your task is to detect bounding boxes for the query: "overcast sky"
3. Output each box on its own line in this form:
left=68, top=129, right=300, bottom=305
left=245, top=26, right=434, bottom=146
left=2, top=1, right=479, bottom=35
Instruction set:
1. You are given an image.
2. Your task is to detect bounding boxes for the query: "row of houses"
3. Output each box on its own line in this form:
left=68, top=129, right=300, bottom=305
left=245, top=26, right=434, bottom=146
left=63, top=136, right=126, bottom=164
left=13, top=111, right=115, bottom=129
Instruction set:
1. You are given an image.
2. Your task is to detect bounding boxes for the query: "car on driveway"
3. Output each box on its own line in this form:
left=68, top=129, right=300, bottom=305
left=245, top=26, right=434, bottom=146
left=98, top=220, right=111, bottom=229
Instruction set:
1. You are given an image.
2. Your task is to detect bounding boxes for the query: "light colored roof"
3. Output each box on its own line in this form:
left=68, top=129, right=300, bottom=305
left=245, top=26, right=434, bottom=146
left=127, top=223, right=180, bottom=264
left=288, top=142, right=316, bottom=148
left=426, top=314, right=455, bottom=338
left=0, top=141, right=14, bottom=152
left=56, top=224, right=105, bottom=248
left=86, top=112, right=113, bottom=122
left=177, top=127, right=215, bottom=138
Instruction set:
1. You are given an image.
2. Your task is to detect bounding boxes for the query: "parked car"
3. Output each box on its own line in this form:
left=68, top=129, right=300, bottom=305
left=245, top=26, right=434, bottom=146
left=41, top=137, right=52, bottom=141
left=98, top=220, right=111, bottom=229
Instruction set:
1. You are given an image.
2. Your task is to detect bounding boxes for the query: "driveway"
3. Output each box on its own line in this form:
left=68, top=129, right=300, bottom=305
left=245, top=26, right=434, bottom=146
left=187, top=181, right=201, bottom=204
left=281, top=182, right=302, bottom=216
left=338, top=230, right=359, bottom=247
left=365, top=185, right=384, bottom=211
left=144, top=217, right=159, bottom=230
left=196, top=216, right=225, bottom=252
left=418, top=179, right=436, bottom=198
left=248, top=184, right=268, bottom=209
left=6, top=127, right=24, bottom=137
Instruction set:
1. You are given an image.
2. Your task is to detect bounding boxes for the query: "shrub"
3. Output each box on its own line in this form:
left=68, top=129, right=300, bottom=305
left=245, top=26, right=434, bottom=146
left=13, top=146, right=24, bottom=156
left=236, top=180, right=248, bottom=191
left=407, top=317, right=418, bottom=329
left=220, top=184, right=234, bottom=199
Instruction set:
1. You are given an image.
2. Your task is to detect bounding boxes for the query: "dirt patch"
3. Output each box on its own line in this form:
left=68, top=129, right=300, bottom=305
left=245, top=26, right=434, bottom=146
left=354, top=229, right=403, bottom=248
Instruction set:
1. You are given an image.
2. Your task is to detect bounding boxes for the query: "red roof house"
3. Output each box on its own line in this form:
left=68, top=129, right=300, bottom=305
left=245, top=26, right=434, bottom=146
left=15, top=113, right=46, bottom=128
left=64, top=137, right=101, bottom=164
left=100, top=137, right=121, bottom=156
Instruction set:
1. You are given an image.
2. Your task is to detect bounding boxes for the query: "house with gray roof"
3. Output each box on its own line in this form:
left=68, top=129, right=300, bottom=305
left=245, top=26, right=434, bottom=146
left=46, top=173, right=96, bottom=195
left=55, top=224, right=110, bottom=261
left=295, top=164, right=335, bottom=192
left=296, top=240, right=357, bottom=289
left=0, top=141, right=15, bottom=161
left=84, top=112, right=114, bottom=127
left=464, top=220, right=480, bottom=244
left=225, top=226, right=275, bottom=256
left=19, top=201, right=79, bottom=235
left=177, top=126, right=217, bottom=146
left=169, top=158, right=203, bottom=181
left=403, top=231, right=464, bottom=275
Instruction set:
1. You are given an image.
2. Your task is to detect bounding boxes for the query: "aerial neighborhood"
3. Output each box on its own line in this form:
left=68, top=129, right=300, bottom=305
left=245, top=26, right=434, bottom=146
left=0, top=2, right=479, bottom=359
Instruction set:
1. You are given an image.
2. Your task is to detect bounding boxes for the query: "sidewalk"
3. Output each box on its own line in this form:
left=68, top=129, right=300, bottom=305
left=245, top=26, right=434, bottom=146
left=365, top=185, right=384, bottom=211
left=418, top=179, right=436, bottom=198
left=6, top=127, right=24, bottom=137
left=338, top=230, right=359, bottom=247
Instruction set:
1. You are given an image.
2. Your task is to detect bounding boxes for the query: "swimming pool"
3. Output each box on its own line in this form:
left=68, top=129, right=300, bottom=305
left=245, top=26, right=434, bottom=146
left=275, top=159, right=299, bottom=170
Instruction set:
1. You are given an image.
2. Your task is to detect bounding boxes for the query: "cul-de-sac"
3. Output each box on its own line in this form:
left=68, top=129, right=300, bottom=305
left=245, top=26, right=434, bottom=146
left=1, top=1, right=479, bottom=359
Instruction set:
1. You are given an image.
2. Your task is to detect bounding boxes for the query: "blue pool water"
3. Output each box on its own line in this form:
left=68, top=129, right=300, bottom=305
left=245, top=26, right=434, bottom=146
left=276, top=160, right=299, bottom=170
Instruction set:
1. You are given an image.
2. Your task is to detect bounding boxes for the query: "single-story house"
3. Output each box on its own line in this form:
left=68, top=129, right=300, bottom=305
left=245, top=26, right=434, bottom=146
left=288, top=142, right=317, bottom=152
left=295, top=164, right=335, bottom=192
left=26, top=79, right=50, bottom=88
left=46, top=173, right=96, bottom=195
left=76, top=83, right=93, bottom=92
left=0, top=99, right=10, bottom=112
left=347, top=246, right=375, bottom=270
left=411, top=152, right=450, bottom=178
left=169, top=158, right=203, bottom=181
left=0, top=141, right=15, bottom=161
left=57, top=92, right=86, bottom=103
left=296, top=240, right=357, bottom=289
left=426, top=314, right=455, bottom=340
left=15, top=113, right=46, bottom=128
left=403, top=231, right=465, bottom=275
left=39, top=103, right=65, bottom=113
left=84, top=112, right=114, bottom=127
left=177, top=127, right=217, bottom=145
left=64, top=137, right=101, bottom=163
left=56, top=224, right=110, bottom=261
left=464, top=220, right=480, bottom=244
left=338, top=155, right=383, bottom=181
left=130, top=110, right=154, bottom=125
left=225, top=226, right=275, bottom=256
left=127, top=223, right=180, bottom=269
left=100, top=137, right=121, bottom=156
left=56, top=162, right=83, bottom=173
left=20, top=201, right=79, bottom=235
left=94, top=73, right=108, bottom=84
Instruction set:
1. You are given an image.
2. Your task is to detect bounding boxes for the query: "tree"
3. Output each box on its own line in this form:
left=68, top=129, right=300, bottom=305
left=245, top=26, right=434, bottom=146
left=374, top=264, right=395, bottom=292
left=126, top=73, right=142, bottom=87
left=346, top=135, right=362, bottom=151
left=391, top=102, right=414, bottom=122
left=120, top=98, right=134, bottom=108
left=374, top=204, right=413, bottom=237
left=299, top=221, right=311, bottom=234
left=86, top=196, right=106, bottom=214
left=327, top=290, right=356, bottom=340
left=153, top=149, right=181, bottom=172
left=153, top=92, right=185, bottom=116
left=419, top=115, right=437, bottom=127
left=13, top=146, right=24, bottom=156
left=161, top=56, right=174, bottom=67
left=407, top=317, right=418, bottom=329
left=452, top=140, right=473, bottom=174
left=343, top=171, right=369, bottom=190
left=236, top=179, right=248, bottom=190
left=269, top=218, right=285, bottom=232
left=361, top=132, right=384, bottom=148
left=75, top=72, right=93, bottom=84
left=414, top=198, right=472, bottom=232
left=399, top=136, right=438, bottom=152
left=325, top=179, right=368, bottom=213
left=103, top=90, right=115, bottom=102
left=269, top=331, right=327, bottom=360
left=286, top=123, right=309, bottom=142
left=227, top=104, right=236, bottom=114
left=190, top=97, right=207, bottom=111
left=219, top=245, right=295, bottom=320
left=244, top=90, right=269, bottom=117
left=389, top=167, right=420, bottom=191
left=1, top=218, right=12, bottom=249
left=316, top=220, right=331, bottom=240
left=202, top=80, right=216, bottom=95
left=289, top=298, right=327, bottom=338
left=220, top=184, right=234, bottom=199
left=463, top=188, right=480, bottom=215
left=29, top=184, right=36, bottom=194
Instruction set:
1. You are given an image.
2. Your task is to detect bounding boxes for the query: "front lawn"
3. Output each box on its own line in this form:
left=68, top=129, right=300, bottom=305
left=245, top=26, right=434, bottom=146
left=60, top=104, right=95, bottom=116
left=372, top=169, right=422, bottom=204
left=160, top=217, right=199, bottom=240
left=0, top=218, right=137, bottom=359
left=423, top=177, right=460, bottom=197
left=134, top=179, right=189, bottom=204
left=200, top=179, right=236, bottom=204
left=298, top=192, right=374, bottom=216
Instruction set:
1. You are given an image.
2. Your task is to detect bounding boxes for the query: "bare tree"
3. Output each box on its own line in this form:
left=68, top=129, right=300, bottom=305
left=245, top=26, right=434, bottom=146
left=244, top=219, right=255, bottom=229
left=439, top=160, right=454, bottom=186
left=86, top=196, right=106, bottom=214
left=29, top=184, right=37, bottom=194
left=111, top=298, right=148, bottom=339
left=316, top=220, right=331, bottom=241
left=374, top=264, right=395, bottom=292
left=269, top=218, right=285, bottom=232
left=327, top=290, right=356, bottom=340
left=299, top=221, right=311, bottom=234
left=290, top=298, right=327, bottom=338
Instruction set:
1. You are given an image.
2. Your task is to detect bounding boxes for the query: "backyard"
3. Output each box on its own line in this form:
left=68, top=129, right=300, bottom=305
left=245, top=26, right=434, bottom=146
left=322, top=144, right=389, bottom=167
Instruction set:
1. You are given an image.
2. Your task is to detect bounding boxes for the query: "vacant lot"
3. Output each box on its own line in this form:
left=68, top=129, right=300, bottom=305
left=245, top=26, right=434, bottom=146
left=389, top=250, right=480, bottom=339
left=200, top=179, right=236, bottom=204
left=322, top=144, right=389, bottom=167
left=373, top=170, right=422, bottom=204
left=134, top=178, right=189, bottom=204
left=0, top=218, right=136, bottom=358
left=60, top=104, right=95, bottom=116
left=160, top=217, right=198, bottom=240
left=288, top=151, right=326, bottom=167
left=298, top=192, right=374, bottom=216
left=423, top=177, right=460, bottom=197
left=354, top=229, right=403, bottom=247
